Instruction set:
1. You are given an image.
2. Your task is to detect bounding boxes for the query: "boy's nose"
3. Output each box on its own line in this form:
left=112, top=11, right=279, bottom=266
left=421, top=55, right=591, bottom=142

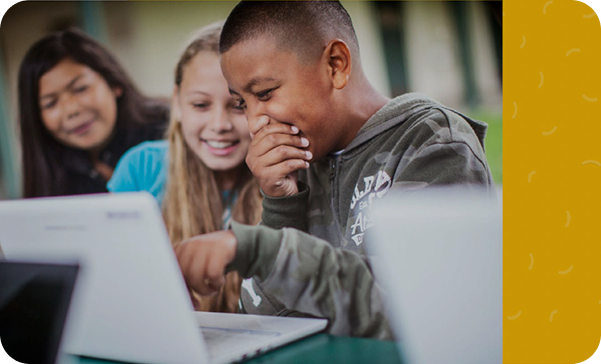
left=245, top=101, right=270, bottom=135
left=247, top=115, right=270, bottom=136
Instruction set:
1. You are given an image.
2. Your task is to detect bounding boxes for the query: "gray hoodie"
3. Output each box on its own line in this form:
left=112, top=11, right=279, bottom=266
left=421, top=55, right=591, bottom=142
left=227, top=93, right=493, bottom=339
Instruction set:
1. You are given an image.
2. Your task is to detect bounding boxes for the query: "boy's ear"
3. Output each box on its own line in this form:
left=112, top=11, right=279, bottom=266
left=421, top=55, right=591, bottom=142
left=171, top=85, right=182, bottom=122
left=325, top=40, right=352, bottom=90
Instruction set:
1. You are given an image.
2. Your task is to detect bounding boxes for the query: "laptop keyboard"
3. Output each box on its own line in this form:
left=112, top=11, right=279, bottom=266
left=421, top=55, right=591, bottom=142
left=200, top=326, right=281, bottom=360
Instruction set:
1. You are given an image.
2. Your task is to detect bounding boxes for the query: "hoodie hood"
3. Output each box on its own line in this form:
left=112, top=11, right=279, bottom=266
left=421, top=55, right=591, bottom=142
left=346, top=92, right=488, bottom=152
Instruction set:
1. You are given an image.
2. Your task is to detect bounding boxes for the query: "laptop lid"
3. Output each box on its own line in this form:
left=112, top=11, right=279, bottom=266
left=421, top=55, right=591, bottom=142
left=368, top=187, right=502, bottom=364
left=0, top=261, right=78, bottom=364
left=0, top=193, right=209, bottom=364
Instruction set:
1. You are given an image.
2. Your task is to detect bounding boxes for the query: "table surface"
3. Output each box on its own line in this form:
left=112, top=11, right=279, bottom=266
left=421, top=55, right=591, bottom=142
left=67, top=334, right=404, bottom=364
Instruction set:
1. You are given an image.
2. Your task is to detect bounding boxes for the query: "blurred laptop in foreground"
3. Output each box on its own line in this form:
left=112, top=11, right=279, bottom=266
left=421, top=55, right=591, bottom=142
left=368, top=187, right=502, bottom=364
left=0, top=261, right=79, bottom=364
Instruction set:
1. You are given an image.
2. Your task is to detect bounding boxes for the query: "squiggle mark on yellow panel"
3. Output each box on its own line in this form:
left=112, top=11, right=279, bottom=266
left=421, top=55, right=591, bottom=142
left=507, top=311, right=522, bottom=320
left=528, top=171, right=536, bottom=183
left=550, top=310, right=558, bottom=322
left=543, top=1, right=553, bottom=14
left=512, top=102, right=518, bottom=119
left=542, top=126, right=557, bottom=136
left=559, top=265, right=574, bottom=275
left=565, top=211, right=571, bottom=228
left=566, top=48, right=581, bottom=57
left=538, top=72, right=545, bottom=89
left=528, top=253, right=534, bottom=270
left=520, top=36, right=526, bottom=49
left=582, top=160, right=601, bottom=167
left=583, top=94, right=598, bottom=102
left=584, top=13, right=595, bottom=19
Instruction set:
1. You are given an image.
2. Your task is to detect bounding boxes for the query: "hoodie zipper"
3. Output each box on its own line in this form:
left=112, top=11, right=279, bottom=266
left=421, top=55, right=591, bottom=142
left=330, top=156, right=342, bottom=230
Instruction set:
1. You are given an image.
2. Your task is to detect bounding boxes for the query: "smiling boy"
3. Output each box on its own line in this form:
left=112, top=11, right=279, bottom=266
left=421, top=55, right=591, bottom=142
left=175, top=1, right=493, bottom=339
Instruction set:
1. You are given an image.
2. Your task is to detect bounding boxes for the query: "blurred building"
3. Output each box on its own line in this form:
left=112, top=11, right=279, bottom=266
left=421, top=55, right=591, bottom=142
left=0, top=1, right=502, bottom=199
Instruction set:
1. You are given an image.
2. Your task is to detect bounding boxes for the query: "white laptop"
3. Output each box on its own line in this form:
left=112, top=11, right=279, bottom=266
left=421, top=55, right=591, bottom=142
left=0, top=193, right=327, bottom=364
left=367, top=187, right=502, bottom=364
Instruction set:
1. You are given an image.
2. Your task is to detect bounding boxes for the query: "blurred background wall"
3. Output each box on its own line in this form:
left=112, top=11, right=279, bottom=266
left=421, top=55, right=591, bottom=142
left=0, top=1, right=502, bottom=199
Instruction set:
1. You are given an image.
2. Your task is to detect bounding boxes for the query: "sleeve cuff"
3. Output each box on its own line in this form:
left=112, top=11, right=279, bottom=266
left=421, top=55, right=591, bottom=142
left=261, top=181, right=309, bottom=231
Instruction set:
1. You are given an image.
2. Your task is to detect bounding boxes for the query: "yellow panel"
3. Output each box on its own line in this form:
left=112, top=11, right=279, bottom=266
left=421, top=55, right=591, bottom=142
left=503, top=0, right=601, bottom=362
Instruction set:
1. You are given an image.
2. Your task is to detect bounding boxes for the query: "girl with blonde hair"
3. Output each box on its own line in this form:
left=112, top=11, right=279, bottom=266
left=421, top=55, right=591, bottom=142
left=108, top=22, right=261, bottom=312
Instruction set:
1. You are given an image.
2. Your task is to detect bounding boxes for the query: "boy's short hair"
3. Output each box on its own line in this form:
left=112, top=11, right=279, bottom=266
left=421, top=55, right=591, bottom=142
left=219, top=1, right=359, bottom=63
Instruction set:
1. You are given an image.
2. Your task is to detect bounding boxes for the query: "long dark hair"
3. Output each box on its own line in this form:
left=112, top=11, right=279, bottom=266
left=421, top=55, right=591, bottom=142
left=18, top=28, right=168, bottom=197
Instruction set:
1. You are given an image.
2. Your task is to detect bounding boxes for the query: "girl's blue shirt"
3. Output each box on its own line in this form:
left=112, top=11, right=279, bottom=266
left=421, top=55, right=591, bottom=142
left=108, top=140, right=235, bottom=227
left=107, top=140, right=169, bottom=203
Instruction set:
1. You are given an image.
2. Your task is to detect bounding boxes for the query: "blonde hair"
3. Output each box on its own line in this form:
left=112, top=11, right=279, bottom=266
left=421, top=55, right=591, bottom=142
left=162, top=22, right=262, bottom=312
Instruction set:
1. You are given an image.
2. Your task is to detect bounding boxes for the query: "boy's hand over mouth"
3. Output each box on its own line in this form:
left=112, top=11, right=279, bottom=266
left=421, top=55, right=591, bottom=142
left=246, top=116, right=312, bottom=197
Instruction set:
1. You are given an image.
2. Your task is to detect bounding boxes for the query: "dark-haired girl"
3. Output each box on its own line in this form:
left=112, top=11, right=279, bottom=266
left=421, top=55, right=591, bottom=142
left=18, top=28, right=168, bottom=197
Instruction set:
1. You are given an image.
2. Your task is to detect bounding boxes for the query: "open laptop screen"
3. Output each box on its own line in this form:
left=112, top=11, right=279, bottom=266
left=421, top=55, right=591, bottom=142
left=368, top=187, right=502, bottom=364
left=0, top=261, right=79, bottom=364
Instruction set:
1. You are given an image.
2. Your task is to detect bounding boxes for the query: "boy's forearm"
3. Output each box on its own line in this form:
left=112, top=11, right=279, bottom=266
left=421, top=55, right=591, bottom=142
left=232, top=223, right=393, bottom=339
left=227, top=221, right=283, bottom=279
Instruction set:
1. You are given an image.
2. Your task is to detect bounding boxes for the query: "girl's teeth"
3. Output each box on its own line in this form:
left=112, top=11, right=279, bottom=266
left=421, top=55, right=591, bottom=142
left=206, top=140, right=235, bottom=149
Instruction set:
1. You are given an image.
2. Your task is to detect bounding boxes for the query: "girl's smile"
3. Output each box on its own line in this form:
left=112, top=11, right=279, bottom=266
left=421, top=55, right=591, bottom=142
left=202, top=139, right=241, bottom=156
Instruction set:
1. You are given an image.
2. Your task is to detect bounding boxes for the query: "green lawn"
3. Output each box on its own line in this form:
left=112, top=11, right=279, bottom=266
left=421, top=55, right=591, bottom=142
left=470, top=110, right=502, bottom=184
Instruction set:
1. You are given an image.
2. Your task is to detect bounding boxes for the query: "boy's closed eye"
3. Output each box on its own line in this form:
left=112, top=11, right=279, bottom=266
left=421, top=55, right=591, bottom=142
left=256, top=88, right=276, bottom=101
left=231, top=86, right=277, bottom=110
